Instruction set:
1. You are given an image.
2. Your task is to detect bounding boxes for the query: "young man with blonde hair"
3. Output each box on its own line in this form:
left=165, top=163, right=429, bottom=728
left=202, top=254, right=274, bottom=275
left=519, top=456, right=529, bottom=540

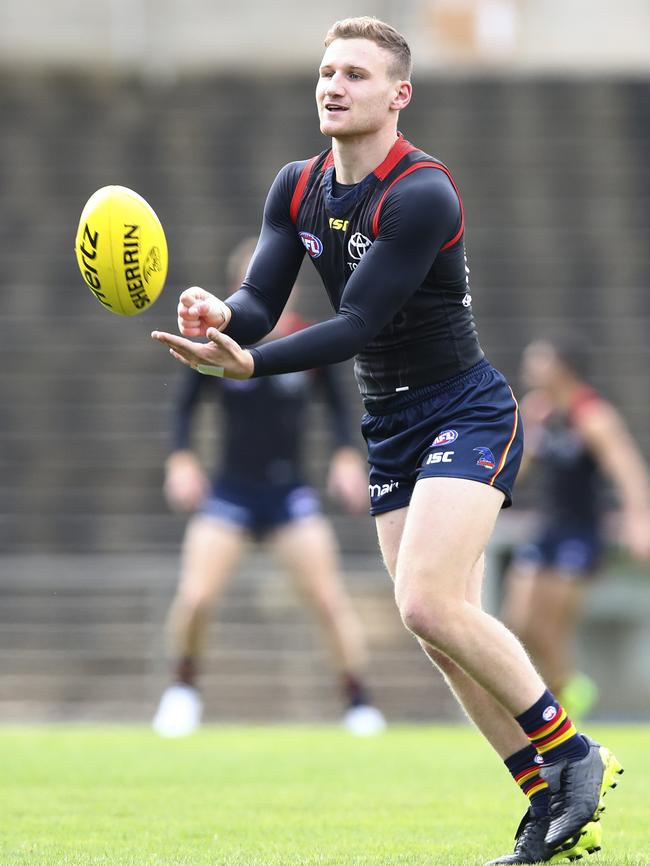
left=153, top=17, right=622, bottom=864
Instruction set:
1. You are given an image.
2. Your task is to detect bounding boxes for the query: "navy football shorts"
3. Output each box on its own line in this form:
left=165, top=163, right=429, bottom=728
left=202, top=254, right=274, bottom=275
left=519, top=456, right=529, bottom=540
left=200, top=477, right=321, bottom=538
left=514, top=523, right=603, bottom=577
left=361, top=359, right=523, bottom=516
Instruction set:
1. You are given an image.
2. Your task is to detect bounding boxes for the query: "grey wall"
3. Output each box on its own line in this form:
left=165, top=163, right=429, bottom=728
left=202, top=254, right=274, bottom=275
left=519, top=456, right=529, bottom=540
left=1, top=71, right=648, bottom=720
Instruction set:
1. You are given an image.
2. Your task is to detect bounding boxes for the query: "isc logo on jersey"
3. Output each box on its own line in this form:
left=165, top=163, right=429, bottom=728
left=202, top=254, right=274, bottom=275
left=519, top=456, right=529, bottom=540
left=299, top=231, right=323, bottom=258
left=329, top=217, right=349, bottom=231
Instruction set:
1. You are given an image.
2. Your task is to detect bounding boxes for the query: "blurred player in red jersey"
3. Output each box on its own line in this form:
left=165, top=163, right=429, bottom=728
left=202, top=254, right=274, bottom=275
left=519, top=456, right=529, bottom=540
left=502, top=338, right=650, bottom=718
left=153, top=238, right=385, bottom=737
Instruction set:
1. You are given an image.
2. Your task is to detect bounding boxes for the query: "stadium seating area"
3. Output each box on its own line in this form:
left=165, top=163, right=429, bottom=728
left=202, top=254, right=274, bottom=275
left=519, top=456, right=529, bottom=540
left=1, top=73, right=648, bottom=720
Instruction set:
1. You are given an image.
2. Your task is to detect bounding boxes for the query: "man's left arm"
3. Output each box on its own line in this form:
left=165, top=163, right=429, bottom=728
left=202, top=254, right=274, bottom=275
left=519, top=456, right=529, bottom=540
left=317, top=364, right=369, bottom=514
left=248, top=169, right=462, bottom=377
left=154, top=170, right=461, bottom=379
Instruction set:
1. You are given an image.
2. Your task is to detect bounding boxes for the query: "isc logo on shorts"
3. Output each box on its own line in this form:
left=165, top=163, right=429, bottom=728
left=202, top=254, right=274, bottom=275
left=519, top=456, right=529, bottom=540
left=425, top=451, right=454, bottom=464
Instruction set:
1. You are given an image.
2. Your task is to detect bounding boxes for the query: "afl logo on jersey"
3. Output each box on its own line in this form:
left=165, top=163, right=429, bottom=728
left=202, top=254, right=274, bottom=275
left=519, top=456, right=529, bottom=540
left=348, top=232, right=373, bottom=260
left=299, top=231, right=323, bottom=258
left=432, top=429, right=458, bottom=447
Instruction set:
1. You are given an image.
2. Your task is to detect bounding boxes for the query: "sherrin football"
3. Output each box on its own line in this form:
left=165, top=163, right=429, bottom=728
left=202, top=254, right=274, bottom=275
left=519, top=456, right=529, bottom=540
left=74, top=185, right=168, bottom=316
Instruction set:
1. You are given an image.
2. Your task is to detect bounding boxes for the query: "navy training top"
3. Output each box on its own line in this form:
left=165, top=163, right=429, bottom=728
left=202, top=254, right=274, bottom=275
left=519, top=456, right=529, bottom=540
left=533, top=389, right=604, bottom=528
left=224, top=135, right=485, bottom=404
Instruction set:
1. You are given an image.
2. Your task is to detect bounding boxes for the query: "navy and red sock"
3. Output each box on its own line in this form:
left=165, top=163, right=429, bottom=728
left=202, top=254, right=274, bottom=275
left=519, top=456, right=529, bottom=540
left=517, top=689, right=588, bottom=764
left=342, top=673, right=370, bottom=709
left=174, top=655, right=197, bottom=687
left=504, top=744, right=550, bottom=816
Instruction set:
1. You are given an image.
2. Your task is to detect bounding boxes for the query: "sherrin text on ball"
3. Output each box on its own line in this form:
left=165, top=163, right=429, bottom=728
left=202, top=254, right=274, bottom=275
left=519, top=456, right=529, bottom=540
left=74, top=185, right=168, bottom=316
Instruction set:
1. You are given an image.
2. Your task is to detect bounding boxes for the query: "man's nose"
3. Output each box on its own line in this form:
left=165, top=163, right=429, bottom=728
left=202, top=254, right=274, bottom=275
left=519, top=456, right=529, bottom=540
left=325, top=73, right=345, bottom=94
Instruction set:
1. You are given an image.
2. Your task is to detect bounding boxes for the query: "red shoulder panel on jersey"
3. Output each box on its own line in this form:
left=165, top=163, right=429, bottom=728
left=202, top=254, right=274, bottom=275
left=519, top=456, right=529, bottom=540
left=321, top=151, right=335, bottom=172
left=282, top=311, right=311, bottom=335
left=569, top=387, right=602, bottom=421
left=373, top=135, right=418, bottom=181
left=289, top=156, right=319, bottom=224
left=371, top=161, right=465, bottom=247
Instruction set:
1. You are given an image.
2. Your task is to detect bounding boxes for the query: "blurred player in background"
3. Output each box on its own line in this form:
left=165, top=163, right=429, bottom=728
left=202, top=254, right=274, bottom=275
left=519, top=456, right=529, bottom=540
left=153, top=238, right=385, bottom=738
left=152, top=17, right=624, bottom=864
left=501, top=338, right=650, bottom=719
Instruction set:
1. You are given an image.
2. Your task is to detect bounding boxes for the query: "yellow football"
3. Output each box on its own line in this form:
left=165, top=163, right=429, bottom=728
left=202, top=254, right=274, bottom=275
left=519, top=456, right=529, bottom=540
left=74, top=185, right=168, bottom=316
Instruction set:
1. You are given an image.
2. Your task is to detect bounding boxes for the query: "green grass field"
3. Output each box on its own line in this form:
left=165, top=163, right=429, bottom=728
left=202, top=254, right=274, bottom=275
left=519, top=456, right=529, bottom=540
left=1, top=725, right=647, bottom=866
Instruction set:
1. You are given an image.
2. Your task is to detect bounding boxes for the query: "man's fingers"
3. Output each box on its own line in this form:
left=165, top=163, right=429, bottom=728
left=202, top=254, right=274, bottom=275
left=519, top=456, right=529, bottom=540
left=152, top=330, right=196, bottom=355
left=188, top=301, right=210, bottom=317
left=206, top=327, right=234, bottom=346
left=169, top=348, right=192, bottom=367
left=177, top=325, right=203, bottom=337
left=178, top=304, right=197, bottom=321
left=178, top=301, right=207, bottom=320
left=179, top=286, right=207, bottom=308
left=152, top=329, right=227, bottom=369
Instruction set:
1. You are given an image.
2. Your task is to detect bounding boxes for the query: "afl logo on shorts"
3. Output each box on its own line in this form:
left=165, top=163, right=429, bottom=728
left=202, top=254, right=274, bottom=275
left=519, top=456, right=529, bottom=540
left=299, top=232, right=323, bottom=258
left=432, top=430, right=458, bottom=447
left=474, top=447, right=496, bottom=470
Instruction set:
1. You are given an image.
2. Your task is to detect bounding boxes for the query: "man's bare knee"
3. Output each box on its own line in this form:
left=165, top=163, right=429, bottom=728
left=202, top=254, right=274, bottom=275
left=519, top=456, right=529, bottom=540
left=177, top=582, right=215, bottom=614
left=397, top=591, right=460, bottom=648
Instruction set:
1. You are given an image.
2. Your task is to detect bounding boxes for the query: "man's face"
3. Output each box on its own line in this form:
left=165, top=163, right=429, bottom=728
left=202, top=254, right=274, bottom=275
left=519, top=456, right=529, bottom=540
left=316, top=38, right=408, bottom=139
left=521, top=341, right=559, bottom=390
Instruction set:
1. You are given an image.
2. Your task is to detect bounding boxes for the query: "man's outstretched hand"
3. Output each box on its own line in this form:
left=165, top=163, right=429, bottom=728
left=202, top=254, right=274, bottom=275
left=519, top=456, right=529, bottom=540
left=153, top=286, right=253, bottom=379
left=177, top=287, right=232, bottom=337
left=151, top=327, right=254, bottom=380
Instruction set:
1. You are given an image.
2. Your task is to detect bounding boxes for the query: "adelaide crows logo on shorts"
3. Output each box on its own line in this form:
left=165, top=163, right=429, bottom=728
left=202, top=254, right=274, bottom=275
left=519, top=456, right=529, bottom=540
left=473, top=447, right=496, bottom=470
left=299, top=231, right=323, bottom=258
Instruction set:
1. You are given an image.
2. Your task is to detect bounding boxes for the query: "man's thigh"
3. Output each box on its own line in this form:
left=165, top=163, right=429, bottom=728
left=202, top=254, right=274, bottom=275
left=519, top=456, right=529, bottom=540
left=179, top=514, right=248, bottom=599
left=392, top=476, right=504, bottom=603
left=374, top=506, right=408, bottom=579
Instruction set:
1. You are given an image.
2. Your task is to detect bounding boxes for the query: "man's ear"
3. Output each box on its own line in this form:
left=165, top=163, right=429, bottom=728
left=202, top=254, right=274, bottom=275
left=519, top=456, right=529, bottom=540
left=391, top=80, right=412, bottom=112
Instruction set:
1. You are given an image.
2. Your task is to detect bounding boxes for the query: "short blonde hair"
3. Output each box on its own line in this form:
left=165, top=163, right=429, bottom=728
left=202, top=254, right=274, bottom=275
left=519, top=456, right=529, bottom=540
left=324, top=17, right=412, bottom=81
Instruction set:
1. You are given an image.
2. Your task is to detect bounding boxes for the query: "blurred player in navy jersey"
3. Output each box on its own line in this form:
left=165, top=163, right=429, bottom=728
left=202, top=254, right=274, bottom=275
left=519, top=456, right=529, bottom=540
left=502, top=338, right=650, bottom=719
left=153, top=17, right=624, bottom=863
left=153, top=238, right=385, bottom=738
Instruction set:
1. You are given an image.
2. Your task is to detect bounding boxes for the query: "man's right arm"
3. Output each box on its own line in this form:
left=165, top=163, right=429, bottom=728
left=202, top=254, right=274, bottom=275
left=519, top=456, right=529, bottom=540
left=224, top=163, right=306, bottom=345
left=165, top=369, right=210, bottom=513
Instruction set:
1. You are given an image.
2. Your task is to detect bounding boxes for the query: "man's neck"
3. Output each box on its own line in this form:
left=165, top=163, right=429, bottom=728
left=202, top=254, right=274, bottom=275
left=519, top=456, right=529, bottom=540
left=550, top=377, right=585, bottom=412
left=330, top=127, right=399, bottom=184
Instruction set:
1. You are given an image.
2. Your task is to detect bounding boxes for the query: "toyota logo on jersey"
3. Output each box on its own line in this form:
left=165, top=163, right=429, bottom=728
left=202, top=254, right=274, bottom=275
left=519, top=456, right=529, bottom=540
left=347, top=232, right=373, bottom=260
left=299, top=231, right=323, bottom=258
